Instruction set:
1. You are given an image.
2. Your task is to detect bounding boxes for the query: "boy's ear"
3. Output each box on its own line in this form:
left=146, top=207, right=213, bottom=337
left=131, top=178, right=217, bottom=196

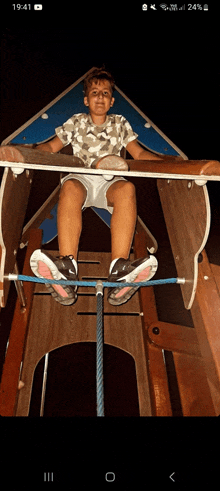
left=84, top=96, right=89, bottom=106
left=110, top=97, right=115, bottom=107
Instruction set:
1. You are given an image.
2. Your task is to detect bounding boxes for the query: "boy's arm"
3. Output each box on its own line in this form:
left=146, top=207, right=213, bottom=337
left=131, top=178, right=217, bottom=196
left=36, top=136, right=64, bottom=153
left=126, top=140, right=162, bottom=161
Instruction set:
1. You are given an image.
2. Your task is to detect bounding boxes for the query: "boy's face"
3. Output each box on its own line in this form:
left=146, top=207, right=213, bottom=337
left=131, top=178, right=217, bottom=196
left=84, top=79, right=115, bottom=117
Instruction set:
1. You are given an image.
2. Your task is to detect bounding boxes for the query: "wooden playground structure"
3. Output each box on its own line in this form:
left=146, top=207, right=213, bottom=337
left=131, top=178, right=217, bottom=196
left=0, top=69, right=220, bottom=417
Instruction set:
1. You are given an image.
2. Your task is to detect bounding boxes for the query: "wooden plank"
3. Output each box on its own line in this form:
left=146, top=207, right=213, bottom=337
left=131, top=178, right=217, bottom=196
left=157, top=179, right=210, bottom=309
left=0, top=229, right=42, bottom=416
left=210, top=262, right=220, bottom=295
left=133, top=220, right=173, bottom=416
left=0, top=167, right=33, bottom=307
left=148, top=319, right=216, bottom=415
left=134, top=188, right=219, bottom=416
left=173, top=351, right=215, bottom=416
left=0, top=145, right=84, bottom=169
left=137, top=286, right=173, bottom=416
left=148, top=321, right=201, bottom=357
left=190, top=250, right=220, bottom=415
left=147, top=343, right=173, bottom=416
left=0, top=146, right=220, bottom=180
left=16, top=252, right=152, bottom=416
left=129, top=159, right=220, bottom=178
left=1, top=159, right=220, bottom=182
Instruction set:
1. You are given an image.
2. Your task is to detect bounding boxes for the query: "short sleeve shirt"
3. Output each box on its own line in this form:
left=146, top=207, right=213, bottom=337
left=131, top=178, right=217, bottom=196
left=55, top=113, right=138, bottom=168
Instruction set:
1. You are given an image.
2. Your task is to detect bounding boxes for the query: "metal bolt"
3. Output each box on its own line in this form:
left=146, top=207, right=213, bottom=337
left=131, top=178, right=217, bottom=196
left=152, top=327, right=160, bottom=335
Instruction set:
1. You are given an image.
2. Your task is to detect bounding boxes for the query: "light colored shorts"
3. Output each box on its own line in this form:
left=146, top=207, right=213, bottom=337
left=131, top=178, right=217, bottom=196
left=61, top=173, right=126, bottom=213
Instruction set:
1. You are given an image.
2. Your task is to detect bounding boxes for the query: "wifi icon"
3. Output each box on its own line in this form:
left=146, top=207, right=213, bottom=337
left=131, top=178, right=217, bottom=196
left=160, top=3, right=168, bottom=9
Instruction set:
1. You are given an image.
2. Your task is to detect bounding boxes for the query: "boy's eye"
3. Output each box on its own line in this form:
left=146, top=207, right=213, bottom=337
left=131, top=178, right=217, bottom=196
left=91, top=90, right=110, bottom=96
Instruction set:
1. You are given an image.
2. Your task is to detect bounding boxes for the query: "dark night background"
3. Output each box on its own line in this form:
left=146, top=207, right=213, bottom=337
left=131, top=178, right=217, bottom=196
left=0, top=4, right=219, bottom=488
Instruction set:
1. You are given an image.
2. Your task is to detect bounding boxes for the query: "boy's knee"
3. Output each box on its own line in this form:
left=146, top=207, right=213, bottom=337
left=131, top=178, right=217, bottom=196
left=62, top=179, right=77, bottom=192
left=107, top=180, right=136, bottom=206
left=60, top=179, right=87, bottom=202
left=125, top=181, right=136, bottom=194
left=62, top=179, right=85, bottom=194
left=119, top=181, right=136, bottom=199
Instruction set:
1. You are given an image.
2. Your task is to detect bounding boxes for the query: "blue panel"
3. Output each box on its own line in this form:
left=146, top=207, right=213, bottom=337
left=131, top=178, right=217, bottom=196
left=39, top=203, right=58, bottom=244
left=11, top=84, right=85, bottom=144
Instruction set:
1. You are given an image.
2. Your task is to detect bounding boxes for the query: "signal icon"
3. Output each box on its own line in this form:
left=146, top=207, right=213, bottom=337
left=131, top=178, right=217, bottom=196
left=160, top=3, right=169, bottom=9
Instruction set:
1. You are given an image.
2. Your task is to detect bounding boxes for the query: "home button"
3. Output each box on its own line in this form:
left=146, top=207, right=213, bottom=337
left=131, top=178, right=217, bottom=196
left=105, top=472, right=116, bottom=482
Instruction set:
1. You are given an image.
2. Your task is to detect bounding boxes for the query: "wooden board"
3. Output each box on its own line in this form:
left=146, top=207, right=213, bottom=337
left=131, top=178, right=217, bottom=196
left=0, top=144, right=84, bottom=170
left=147, top=321, right=201, bottom=357
left=16, top=252, right=152, bottom=416
left=157, top=179, right=210, bottom=309
left=0, top=229, right=42, bottom=416
left=191, top=250, right=220, bottom=414
left=1, top=152, right=220, bottom=182
left=0, top=167, right=33, bottom=307
left=172, top=351, right=216, bottom=416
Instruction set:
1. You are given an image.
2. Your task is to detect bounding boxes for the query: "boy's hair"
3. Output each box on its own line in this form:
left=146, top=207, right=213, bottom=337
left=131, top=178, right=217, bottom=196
left=83, top=67, right=115, bottom=96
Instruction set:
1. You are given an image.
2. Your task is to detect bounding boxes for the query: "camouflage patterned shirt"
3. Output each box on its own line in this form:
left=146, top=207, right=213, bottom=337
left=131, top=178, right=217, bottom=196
left=55, top=113, right=138, bottom=167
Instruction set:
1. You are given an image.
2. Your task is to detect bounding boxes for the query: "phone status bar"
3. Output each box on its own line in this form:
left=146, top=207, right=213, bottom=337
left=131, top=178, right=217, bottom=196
left=142, top=4, right=209, bottom=10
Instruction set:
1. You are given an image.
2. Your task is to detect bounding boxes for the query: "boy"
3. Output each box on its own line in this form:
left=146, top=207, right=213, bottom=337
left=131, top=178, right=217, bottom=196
left=30, top=68, right=159, bottom=306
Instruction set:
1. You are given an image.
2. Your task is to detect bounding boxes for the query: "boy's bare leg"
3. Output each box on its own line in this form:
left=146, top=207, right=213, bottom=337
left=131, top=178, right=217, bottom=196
left=106, top=180, right=138, bottom=261
left=106, top=180, right=157, bottom=306
left=57, top=179, right=87, bottom=259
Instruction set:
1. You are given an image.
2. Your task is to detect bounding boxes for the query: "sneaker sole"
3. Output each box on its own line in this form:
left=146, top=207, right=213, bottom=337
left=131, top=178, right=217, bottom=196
left=108, top=256, right=158, bottom=306
left=30, top=250, right=77, bottom=306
